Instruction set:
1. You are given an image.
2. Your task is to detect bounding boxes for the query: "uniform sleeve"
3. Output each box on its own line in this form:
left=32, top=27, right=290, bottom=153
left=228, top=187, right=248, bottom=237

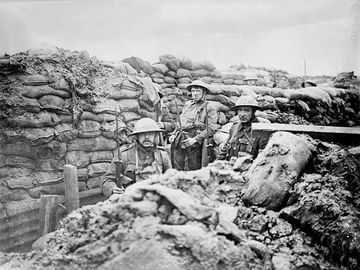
left=101, top=156, right=118, bottom=198
left=194, top=104, right=217, bottom=144
left=217, top=124, right=235, bottom=160
left=160, top=149, right=173, bottom=172
left=161, top=105, right=175, bottom=133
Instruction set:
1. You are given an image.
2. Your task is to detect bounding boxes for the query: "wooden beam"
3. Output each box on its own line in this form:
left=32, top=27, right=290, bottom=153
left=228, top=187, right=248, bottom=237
left=39, top=195, right=61, bottom=235
left=64, top=164, right=80, bottom=215
left=252, top=123, right=360, bottom=145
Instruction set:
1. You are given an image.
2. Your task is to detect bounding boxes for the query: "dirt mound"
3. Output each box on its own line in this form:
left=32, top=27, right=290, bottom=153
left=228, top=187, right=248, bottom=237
left=282, top=143, right=360, bottom=269
left=1, top=160, right=343, bottom=270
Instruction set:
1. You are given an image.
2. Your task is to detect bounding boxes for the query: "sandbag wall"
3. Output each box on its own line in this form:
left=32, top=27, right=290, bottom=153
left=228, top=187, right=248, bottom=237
left=123, top=54, right=360, bottom=127
left=0, top=48, right=160, bottom=252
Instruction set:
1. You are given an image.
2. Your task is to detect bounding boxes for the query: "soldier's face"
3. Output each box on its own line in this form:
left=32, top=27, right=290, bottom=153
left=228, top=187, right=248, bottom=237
left=138, top=132, right=157, bottom=148
left=237, top=107, right=254, bottom=123
left=191, top=87, right=204, bottom=102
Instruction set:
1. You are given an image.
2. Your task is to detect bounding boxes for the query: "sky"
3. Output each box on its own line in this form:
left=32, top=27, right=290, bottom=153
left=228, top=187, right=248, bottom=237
left=0, top=0, right=359, bottom=76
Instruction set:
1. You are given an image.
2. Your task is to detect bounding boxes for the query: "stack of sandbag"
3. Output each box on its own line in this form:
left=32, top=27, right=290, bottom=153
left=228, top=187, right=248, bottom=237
left=0, top=47, right=161, bottom=207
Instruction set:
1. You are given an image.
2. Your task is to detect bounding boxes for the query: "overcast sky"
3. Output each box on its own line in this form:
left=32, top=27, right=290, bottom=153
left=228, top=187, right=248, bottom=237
left=0, top=0, right=359, bottom=75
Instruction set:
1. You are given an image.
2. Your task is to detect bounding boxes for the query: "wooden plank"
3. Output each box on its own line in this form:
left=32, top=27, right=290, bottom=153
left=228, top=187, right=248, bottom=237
left=39, top=195, right=61, bottom=236
left=64, top=164, right=80, bottom=215
left=252, top=123, right=360, bottom=145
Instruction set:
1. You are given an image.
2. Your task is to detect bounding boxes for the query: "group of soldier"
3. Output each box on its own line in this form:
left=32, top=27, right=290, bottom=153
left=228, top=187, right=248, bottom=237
left=102, top=75, right=268, bottom=197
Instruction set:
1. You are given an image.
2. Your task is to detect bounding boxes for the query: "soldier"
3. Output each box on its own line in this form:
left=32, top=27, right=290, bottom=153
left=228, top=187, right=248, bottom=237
left=243, top=73, right=258, bottom=86
left=218, top=96, right=268, bottom=160
left=101, top=118, right=172, bottom=197
left=155, top=90, right=175, bottom=141
left=169, top=80, right=217, bottom=171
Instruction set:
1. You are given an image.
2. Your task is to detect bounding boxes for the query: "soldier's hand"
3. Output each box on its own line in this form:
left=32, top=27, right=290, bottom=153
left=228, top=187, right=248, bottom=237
left=182, top=137, right=197, bottom=147
left=112, top=186, right=125, bottom=195
left=169, top=135, right=176, bottom=143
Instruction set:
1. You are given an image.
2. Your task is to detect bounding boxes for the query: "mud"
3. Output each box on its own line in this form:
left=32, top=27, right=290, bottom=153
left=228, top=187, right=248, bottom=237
left=1, top=158, right=349, bottom=270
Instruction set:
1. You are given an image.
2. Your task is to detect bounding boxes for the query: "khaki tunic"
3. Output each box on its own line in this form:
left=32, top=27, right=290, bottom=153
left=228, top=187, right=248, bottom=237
left=101, top=143, right=172, bottom=197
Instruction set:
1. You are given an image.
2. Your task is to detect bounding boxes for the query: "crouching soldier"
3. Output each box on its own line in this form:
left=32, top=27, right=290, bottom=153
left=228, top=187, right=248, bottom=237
left=218, top=96, right=268, bottom=160
left=101, top=118, right=172, bottom=197
left=169, top=80, right=217, bottom=171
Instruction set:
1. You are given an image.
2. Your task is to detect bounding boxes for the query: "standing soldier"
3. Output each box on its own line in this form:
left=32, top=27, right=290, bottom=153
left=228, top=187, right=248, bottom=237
left=218, top=96, right=268, bottom=160
left=101, top=118, right=172, bottom=197
left=169, top=80, right=217, bottom=171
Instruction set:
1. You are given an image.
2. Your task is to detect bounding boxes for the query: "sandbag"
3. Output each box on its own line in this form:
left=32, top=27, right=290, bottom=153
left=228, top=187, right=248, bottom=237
left=11, top=111, right=61, bottom=128
left=38, top=95, right=66, bottom=109
left=81, top=112, right=116, bottom=123
left=88, top=151, right=113, bottom=163
left=178, top=56, right=193, bottom=70
left=190, top=69, right=212, bottom=78
left=78, top=120, right=101, bottom=138
left=159, top=54, right=180, bottom=71
left=122, top=57, right=154, bottom=74
left=4, top=127, right=55, bottom=145
left=221, top=72, right=244, bottom=80
left=18, top=74, right=49, bottom=86
left=88, top=163, right=109, bottom=178
left=4, top=156, right=36, bottom=169
left=251, top=86, right=285, bottom=98
left=55, top=123, right=79, bottom=142
left=151, top=72, right=164, bottom=79
left=93, top=99, right=140, bottom=114
left=284, top=88, right=332, bottom=105
left=207, top=85, right=257, bottom=97
left=12, top=85, right=71, bottom=99
left=107, top=89, right=141, bottom=100
left=242, top=132, right=315, bottom=210
left=319, top=86, right=345, bottom=98
left=256, top=95, right=277, bottom=110
left=102, top=61, right=137, bottom=75
left=21, top=97, right=41, bottom=113
left=65, top=151, right=90, bottom=168
left=67, top=136, right=117, bottom=152
left=164, top=76, right=176, bottom=84
left=152, top=63, right=169, bottom=74
left=178, top=77, right=192, bottom=84
left=191, top=60, right=216, bottom=72
left=208, top=101, right=231, bottom=112
left=176, top=68, right=191, bottom=78
left=1, top=142, right=34, bottom=157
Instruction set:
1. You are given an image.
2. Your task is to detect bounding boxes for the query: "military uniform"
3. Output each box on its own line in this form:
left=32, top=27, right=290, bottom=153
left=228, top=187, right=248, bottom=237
left=172, top=99, right=217, bottom=171
left=218, top=117, right=268, bottom=160
left=158, top=104, right=175, bottom=136
left=101, top=143, right=172, bottom=197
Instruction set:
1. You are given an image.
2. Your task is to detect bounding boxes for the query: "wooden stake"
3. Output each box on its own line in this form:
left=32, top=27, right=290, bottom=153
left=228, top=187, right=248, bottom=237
left=39, top=195, right=61, bottom=235
left=64, top=164, right=79, bottom=215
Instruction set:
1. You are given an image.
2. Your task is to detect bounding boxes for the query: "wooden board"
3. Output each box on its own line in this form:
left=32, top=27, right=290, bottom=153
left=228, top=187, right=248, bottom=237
left=252, top=123, right=360, bottom=145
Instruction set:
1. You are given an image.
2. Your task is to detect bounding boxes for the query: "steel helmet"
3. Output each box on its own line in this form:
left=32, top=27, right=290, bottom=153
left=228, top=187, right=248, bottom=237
left=129, top=118, right=163, bottom=136
left=231, top=95, right=261, bottom=110
left=186, top=80, right=210, bottom=93
left=243, top=73, right=258, bottom=81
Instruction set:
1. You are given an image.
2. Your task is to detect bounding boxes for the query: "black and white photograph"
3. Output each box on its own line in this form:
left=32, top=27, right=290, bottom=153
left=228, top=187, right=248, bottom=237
left=0, top=0, right=359, bottom=269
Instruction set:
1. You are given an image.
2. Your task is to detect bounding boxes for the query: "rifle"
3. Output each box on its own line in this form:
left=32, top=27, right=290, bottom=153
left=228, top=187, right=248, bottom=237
left=174, top=98, right=182, bottom=132
left=114, top=105, right=123, bottom=188
left=201, top=100, right=209, bottom=167
left=155, top=102, right=165, bottom=146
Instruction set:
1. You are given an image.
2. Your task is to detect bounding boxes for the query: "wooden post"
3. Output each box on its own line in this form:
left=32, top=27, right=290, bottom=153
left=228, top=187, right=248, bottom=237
left=39, top=195, right=61, bottom=235
left=64, top=164, right=80, bottom=215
